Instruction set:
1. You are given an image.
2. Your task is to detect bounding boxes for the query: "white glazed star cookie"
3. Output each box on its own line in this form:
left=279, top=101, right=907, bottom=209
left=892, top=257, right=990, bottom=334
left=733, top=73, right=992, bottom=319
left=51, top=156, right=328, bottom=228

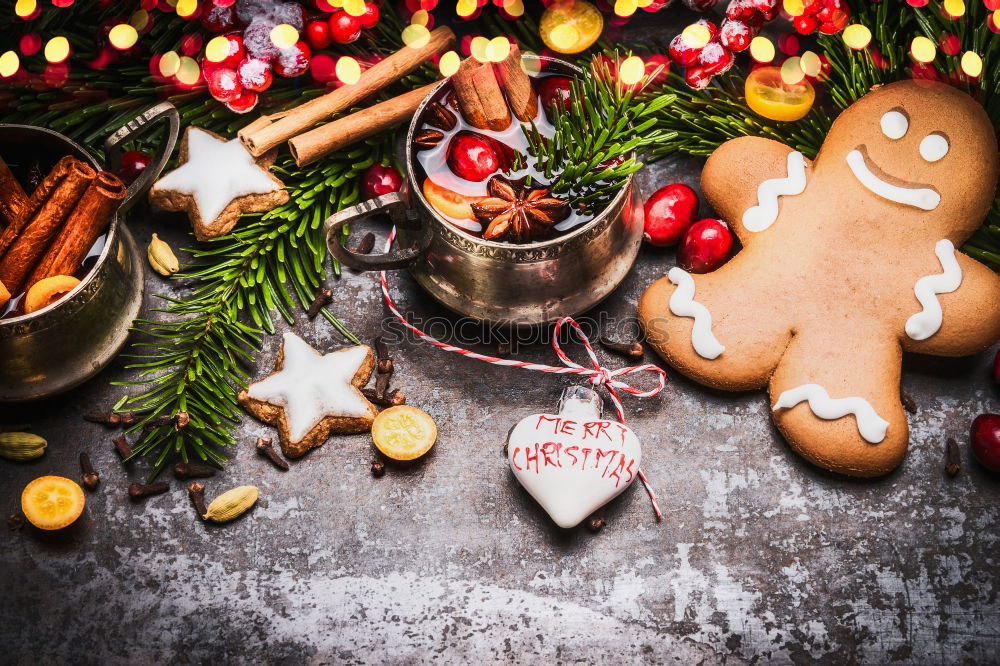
left=238, top=332, right=378, bottom=458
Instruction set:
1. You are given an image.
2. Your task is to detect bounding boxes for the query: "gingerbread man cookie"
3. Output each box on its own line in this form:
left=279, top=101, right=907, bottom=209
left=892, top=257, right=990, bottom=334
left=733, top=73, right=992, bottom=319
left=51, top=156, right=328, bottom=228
left=638, top=81, right=1000, bottom=477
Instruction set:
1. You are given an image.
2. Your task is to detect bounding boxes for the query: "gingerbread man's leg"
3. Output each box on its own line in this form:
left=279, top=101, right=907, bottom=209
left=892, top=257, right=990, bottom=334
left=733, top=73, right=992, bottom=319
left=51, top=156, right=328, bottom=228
left=768, top=324, right=907, bottom=477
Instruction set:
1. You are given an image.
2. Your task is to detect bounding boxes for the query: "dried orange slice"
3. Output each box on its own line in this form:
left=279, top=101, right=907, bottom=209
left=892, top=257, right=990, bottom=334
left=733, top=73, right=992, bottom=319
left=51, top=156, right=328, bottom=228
left=21, top=475, right=85, bottom=530
left=540, top=0, right=603, bottom=55
left=744, top=66, right=815, bottom=122
left=372, top=405, right=437, bottom=461
left=422, top=178, right=482, bottom=221
left=24, top=275, right=80, bottom=314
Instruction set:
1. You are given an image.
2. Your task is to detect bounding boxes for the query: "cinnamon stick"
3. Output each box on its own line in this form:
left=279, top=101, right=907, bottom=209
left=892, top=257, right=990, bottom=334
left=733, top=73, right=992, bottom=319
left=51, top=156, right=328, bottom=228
left=0, top=157, right=30, bottom=229
left=239, top=27, right=455, bottom=157
left=452, top=58, right=511, bottom=131
left=494, top=45, right=537, bottom=122
left=290, top=83, right=438, bottom=167
left=0, top=159, right=95, bottom=295
left=27, top=171, right=125, bottom=290
left=0, top=156, right=75, bottom=258
left=0, top=280, right=9, bottom=310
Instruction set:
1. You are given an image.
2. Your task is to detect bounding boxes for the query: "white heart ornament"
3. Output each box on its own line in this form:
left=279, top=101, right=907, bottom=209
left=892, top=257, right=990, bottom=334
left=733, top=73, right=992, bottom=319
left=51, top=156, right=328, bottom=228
left=507, top=388, right=642, bottom=528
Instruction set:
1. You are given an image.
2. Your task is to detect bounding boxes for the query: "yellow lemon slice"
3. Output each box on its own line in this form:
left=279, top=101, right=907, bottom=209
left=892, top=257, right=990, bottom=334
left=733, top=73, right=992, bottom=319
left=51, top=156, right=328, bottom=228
left=745, top=66, right=816, bottom=122
left=372, top=405, right=438, bottom=461
left=21, top=475, right=85, bottom=530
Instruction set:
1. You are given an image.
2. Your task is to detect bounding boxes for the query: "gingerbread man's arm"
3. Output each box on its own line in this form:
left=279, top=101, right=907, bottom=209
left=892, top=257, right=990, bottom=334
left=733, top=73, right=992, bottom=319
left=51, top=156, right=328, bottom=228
left=902, top=252, right=1000, bottom=356
left=701, top=136, right=809, bottom=246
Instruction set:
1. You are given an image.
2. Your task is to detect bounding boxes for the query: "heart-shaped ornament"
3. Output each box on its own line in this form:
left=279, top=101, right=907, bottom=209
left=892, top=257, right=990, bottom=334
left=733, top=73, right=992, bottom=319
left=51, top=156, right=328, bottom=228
left=507, top=386, right=642, bottom=528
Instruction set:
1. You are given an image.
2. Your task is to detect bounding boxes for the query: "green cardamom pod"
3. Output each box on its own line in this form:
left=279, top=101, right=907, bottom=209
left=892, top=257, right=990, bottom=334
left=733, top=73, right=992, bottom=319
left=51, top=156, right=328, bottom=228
left=0, top=432, right=47, bottom=461
left=147, top=233, right=180, bottom=277
left=204, top=485, right=258, bottom=523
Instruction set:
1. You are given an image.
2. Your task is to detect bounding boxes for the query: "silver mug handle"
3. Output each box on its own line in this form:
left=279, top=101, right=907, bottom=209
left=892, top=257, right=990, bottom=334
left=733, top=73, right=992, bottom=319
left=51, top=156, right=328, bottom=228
left=103, top=101, right=180, bottom=215
left=325, top=192, right=432, bottom=271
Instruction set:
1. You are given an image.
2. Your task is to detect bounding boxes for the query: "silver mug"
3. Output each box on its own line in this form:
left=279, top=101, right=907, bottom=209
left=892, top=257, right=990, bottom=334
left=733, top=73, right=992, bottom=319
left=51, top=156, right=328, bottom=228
left=326, top=56, right=643, bottom=325
left=0, top=102, right=179, bottom=401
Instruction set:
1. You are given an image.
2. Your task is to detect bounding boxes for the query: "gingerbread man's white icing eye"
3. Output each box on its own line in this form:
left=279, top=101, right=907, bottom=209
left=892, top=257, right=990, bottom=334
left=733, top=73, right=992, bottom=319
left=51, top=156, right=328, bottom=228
left=919, top=133, right=949, bottom=162
left=880, top=110, right=908, bottom=139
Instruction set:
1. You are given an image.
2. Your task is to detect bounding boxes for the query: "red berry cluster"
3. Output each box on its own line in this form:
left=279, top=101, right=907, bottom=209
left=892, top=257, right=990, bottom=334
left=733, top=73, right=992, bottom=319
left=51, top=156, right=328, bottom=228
left=200, top=0, right=379, bottom=114
left=791, top=0, right=850, bottom=36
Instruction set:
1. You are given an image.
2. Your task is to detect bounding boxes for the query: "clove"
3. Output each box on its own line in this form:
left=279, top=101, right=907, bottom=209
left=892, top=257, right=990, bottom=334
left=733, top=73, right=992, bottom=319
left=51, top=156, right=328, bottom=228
left=142, top=414, right=174, bottom=429
left=79, top=452, right=99, bottom=491
left=599, top=335, right=644, bottom=360
left=373, top=336, right=394, bottom=375
left=588, top=517, right=605, bottom=533
left=353, top=232, right=376, bottom=255
left=112, top=434, right=133, bottom=459
left=7, top=513, right=24, bottom=531
left=0, top=423, right=30, bottom=433
left=256, top=436, right=289, bottom=471
left=362, top=387, right=405, bottom=407
left=945, top=437, right=960, bottom=477
left=174, top=411, right=190, bottom=431
left=371, top=461, right=386, bottom=477
left=173, top=461, right=217, bottom=480
left=496, top=342, right=511, bottom=359
left=84, top=410, right=137, bottom=427
left=900, top=389, right=917, bottom=414
left=128, top=481, right=169, bottom=502
left=307, top=288, right=333, bottom=319
left=187, top=482, right=208, bottom=520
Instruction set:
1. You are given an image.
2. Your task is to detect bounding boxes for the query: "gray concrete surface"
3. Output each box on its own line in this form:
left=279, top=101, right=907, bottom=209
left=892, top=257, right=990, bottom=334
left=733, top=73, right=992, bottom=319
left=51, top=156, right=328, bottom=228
left=1, top=152, right=998, bottom=665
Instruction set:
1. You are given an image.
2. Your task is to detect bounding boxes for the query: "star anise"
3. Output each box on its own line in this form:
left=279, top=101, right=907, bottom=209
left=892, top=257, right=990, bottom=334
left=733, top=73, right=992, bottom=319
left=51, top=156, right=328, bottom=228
left=472, top=176, right=570, bottom=243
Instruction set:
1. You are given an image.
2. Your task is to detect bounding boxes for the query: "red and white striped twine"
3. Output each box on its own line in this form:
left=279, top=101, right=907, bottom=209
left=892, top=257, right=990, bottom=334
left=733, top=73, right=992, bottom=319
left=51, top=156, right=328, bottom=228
left=377, top=228, right=665, bottom=521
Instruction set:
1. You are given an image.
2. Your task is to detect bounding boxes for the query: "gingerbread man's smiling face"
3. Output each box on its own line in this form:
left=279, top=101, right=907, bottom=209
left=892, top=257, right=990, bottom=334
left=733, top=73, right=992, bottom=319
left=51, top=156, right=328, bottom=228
left=816, top=81, right=998, bottom=241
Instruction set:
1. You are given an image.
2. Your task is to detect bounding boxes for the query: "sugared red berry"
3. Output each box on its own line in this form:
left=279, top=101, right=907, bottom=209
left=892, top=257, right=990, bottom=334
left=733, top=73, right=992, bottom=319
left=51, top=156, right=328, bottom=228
left=698, top=41, right=735, bottom=77
left=305, top=20, right=332, bottom=50
left=643, top=184, right=700, bottom=247
left=447, top=131, right=500, bottom=182
left=684, top=65, right=713, bottom=90
left=793, top=14, right=819, bottom=35
left=273, top=41, right=311, bottom=78
left=243, top=19, right=280, bottom=61
left=677, top=218, right=733, bottom=273
left=971, top=414, right=1000, bottom=472
left=237, top=57, right=273, bottom=92
left=118, top=150, right=151, bottom=186
left=361, top=163, right=404, bottom=201
left=669, top=33, right=702, bottom=66
left=211, top=34, right=245, bottom=70
left=329, top=10, right=362, bottom=44
left=359, top=2, right=380, bottom=29
left=537, top=75, right=573, bottom=118
left=719, top=19, right=754, bottom=53
left=201, top=4, right=235, bottom=32
left=751, top=0, right=779, bottom=20
left=726, top=0, right=757, bottom=20
left=225, top=88, right=259, bottom=114
left=207, top=67, right=243, bottom=102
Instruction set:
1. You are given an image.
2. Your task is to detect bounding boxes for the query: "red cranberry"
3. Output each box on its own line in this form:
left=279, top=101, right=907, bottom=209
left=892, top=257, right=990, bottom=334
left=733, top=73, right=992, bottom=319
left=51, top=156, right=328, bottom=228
left=751, top=0, right=778, bottom=20
left=305, top=20, right=332, bottom=50
left=359, top=2, right=379, bottom=29
left=726, top=0, right=757, bottom=20
left=446, top=131, right=499, bottom=182
left=698, top=41, right=735, bottom=77
left=329, top=10, right=361, bottom=44
left=207, top=67, right=243, bottom=102
left=684, top=65, right=713, bottom=90
left=361, top=163, right=404, bottom=200
left=237, top=57, right=273, bottom=91
left=212, top=34, right=245, bottom=70
left=201, top=4, right=235, bottom=32
left=677, top=218, right=734, bottom=273
left=669, top=33, right=702, bottom=67
left=537, top=76, right=573, bottom=118
left=719, top=19, right=754, bottom=52
left=274, top=41, right=311, bottom=78
left=802, top=0, right=823, bottom=14
left=243, top=20, right=280, bottom=61
left=793, top=14, right=819, bottom=34
left=118, top=150, right=151, bottom=185
left=225, top=89, right=259, bottom=114
left=971, top=414, right=1000, bottom=472
left=643, top=184, right=699, bottom=247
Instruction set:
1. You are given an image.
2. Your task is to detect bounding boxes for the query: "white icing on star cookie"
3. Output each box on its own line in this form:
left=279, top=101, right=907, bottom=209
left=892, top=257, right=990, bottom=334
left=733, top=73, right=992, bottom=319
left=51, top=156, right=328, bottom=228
left=905, top=239, right=962, bottom=341
left=741, top=151, right=808, bottom=233
left=667, top=267, right=724, bottom=360
left=153, top=127, right=282, bottom=224
left=772, top=384, right=889, bottom=444
left=247, top=332, right=373, bottom=444
left=845, top=149, right=940, bottom=210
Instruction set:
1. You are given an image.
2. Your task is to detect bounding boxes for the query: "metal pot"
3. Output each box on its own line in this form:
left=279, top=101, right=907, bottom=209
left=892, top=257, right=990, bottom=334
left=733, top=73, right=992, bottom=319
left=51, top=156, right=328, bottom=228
left=0, top=102, right=179, bottom=401
left=326, top=56, right=643, bottom=326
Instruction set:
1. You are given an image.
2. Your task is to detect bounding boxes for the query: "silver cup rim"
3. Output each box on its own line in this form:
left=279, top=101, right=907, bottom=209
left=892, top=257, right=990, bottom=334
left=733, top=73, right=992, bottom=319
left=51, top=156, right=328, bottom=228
left=403, top=54, right=634, bottom=252
left=0, top=123, right=118, bottom=326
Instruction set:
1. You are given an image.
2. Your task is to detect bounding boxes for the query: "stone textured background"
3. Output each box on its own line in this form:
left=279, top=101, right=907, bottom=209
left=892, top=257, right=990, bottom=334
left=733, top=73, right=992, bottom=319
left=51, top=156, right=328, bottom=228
left=2, top=13, right=1000, bottom=664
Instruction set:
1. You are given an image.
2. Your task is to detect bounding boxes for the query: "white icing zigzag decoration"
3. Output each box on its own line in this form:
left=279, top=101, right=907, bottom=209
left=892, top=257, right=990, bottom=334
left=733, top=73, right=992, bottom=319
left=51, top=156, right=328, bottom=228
left=741, top=151, right=808, bottom=232
left=667, top=267, right=724, bottom=360
left=905, top=239, right=962, bottom=341
left=772, top=384, right=889, bottom=444
left=845, top=150, right=940, bottom=211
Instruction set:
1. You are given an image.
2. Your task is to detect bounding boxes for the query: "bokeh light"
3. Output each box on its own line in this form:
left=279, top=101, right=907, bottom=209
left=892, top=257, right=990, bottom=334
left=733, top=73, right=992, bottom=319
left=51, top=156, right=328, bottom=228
left=205, top=35, right=230, bottom=62
left=469, top=35, right=489, bottom=61
left=343, top=0, right=365, bottom=16
left=615, top=0, right=638, bottom=17
left=783, top=0, right=804, bottom=16
left=44, top=36, right=70, bottom=64
left=456, top=0, right=477, bottom=17
left=159, top=50, right=180, bottom=77
left=485, top=36, right=511, bottom=62
left=960, top=50, right=983, bottom=77
left=842, top=24, right=872, bottom=50
left=780, top=56, right=805, bottom=85
left=618, top=55, right=644, bottom=85
left=942, top=0, right=965, bottom=17
left=502, top=0, right=524, bottom=17
left=14, top=0, right=37, bottom=18
left=402, top=23, right=431, bottom=48
left=910, top=36, right=937, bottom=63
left=130, top=9, right=151, bottom=32
left=336, top=55, right=361, bottom=84
left=270, top=24, right=299, bottom=49
left=108, top=24, right=139, bottom=50
left=19, top=33, right=42, bottom=56
left=176, top=0, right=198, bottom=18
left=439, top=49, right=460, bottom=76
left=411, top=9, right=430, bottom=26
left=0, top=51, right=20, bottom=78
left=681, top=23, right=711, bottom=49
left=800, top=50, right=822, bottom=77
left=176, top=55, right=200, bottom=85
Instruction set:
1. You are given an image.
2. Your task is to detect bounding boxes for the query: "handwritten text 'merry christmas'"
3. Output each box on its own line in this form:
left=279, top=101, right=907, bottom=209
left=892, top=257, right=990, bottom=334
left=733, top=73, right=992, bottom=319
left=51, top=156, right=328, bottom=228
left=509, top=415, right=636, bottom=487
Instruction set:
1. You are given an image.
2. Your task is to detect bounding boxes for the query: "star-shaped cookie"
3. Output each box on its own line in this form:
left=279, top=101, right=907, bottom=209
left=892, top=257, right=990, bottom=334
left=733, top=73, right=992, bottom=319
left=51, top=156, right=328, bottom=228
left=149, top=126, right=288, bottom=241
left=238, top=332, right=378, bottom=458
